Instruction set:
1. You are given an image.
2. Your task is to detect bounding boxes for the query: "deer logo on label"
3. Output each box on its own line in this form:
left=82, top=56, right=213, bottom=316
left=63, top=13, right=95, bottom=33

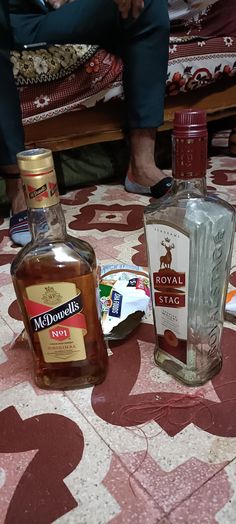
left=160, top=238, right=175, bottom=269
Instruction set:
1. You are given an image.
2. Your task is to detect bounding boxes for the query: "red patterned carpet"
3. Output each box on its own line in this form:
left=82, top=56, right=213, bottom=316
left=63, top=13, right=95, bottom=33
left=0, top=149, right=236, bottom=523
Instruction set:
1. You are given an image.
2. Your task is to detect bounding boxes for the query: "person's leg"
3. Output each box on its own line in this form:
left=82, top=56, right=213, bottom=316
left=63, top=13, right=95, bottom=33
left=126, top=129, right=168, bottom=195
left=10, top=0, right=119, bottom=47
left=119, top=0, right=170, bottom=192
left=10, top=0, right=170, bottom=195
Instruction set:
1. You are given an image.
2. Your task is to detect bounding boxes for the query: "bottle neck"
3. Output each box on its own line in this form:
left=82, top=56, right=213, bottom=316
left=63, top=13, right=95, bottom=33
left=171, top=177, right=207, bottom=197
left=21, top=168, right=66, bottom=243
left=172, top=134, right=208, bottom=192
left=29, top=202, right=67, bottom=243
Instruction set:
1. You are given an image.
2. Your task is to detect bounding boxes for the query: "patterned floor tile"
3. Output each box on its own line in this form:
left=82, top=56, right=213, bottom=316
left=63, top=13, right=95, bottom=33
left=0, top=383, right=117, bottom=523
left=117, top=453, right=228, bottom=517
left=0, top=282, right=23, bottom=333
left=216, top=459, right=236, bottom=523
left=0, top=319, right=15, bottom=365
left=1, top=152, right=236, bottom=522
left=168, top=467, right=232, bottom=524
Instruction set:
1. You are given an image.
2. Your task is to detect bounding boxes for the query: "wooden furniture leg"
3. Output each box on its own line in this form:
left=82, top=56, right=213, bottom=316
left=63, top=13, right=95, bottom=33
left=229, top=128, right=236, bottom=156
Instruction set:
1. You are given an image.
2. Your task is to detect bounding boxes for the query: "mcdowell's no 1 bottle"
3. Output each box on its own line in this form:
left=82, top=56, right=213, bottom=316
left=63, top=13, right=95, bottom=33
left=11, top=148, right=108, bottom=390
left=144, top=110, right=235, bottom=386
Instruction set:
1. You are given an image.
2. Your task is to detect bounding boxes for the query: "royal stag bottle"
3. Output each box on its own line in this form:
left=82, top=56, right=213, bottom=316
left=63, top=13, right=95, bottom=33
left=11, top=148, right=108, bottom=390
left=144, top=110, right=235, bottom=386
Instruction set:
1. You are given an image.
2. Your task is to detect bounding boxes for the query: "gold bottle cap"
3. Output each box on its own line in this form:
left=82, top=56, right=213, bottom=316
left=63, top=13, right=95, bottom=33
left=17, top=149, right=60, bottom=209
left=17, top=148, right=53, bottom=175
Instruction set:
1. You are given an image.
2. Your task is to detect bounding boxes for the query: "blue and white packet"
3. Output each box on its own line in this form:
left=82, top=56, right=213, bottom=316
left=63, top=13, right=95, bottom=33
left=99, top=264, right=150, bottom=339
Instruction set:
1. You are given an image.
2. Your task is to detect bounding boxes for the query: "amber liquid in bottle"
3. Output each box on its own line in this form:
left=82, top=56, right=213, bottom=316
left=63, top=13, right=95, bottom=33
left=12, top=250, right=107, bottom=390
left=11, top=149, right=108, bottom=390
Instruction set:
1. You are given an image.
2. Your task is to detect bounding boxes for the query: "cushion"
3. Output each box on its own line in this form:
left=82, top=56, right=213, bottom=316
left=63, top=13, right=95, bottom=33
left=11, top=44, right=98, bottom=85
left=168, top=0, right=220, bottom=21
left=170, top=0, right=236, bottom=37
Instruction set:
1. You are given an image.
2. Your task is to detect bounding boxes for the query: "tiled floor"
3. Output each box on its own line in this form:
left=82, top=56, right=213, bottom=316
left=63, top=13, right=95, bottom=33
left=1, top=148, right=236, bottom=523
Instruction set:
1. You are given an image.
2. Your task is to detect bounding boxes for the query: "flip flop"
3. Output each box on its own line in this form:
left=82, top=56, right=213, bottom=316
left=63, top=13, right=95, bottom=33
left=9, top=210, right=31, bottom=246
left=125, top=175, right=172, bottom=198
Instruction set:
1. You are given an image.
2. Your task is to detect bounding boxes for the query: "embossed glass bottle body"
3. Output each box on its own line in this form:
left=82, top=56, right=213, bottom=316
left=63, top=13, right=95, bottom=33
left=11, top=149, right=107, bottom=390
left=144, top=111, right=235, bottom=386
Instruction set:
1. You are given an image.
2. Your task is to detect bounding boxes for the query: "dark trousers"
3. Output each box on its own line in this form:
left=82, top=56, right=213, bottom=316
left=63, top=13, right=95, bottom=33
left=0, top=0, right=24, bottom=171
left=10, top=0, right=170, bottom=129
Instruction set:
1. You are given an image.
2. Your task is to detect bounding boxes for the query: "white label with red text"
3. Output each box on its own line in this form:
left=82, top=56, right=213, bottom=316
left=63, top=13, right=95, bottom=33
left=24, top=282, right=87, bottom=363
left=145, top=222, right=189, bottom=364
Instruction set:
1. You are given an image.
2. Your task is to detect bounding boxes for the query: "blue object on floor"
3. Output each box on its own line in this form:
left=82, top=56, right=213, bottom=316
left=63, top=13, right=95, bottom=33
left=9, top=210, right=31, bottom=246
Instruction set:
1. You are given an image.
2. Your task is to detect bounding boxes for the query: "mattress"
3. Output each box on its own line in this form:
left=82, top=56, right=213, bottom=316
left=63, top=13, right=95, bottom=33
left=12, top=0, right=235, bottom=125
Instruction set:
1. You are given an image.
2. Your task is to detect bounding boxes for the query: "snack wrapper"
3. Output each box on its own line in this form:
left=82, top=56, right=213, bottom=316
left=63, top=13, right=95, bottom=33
left=226, top=289, right=236, bottom=314
left=225, top=289, right=236, bottom=324
left=99, top=264, right=150, bottom=339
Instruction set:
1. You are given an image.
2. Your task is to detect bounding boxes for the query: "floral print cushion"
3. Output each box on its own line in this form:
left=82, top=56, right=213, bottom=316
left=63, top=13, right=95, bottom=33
left=15, top=0, right=236, bottom=124
left=11, top=44, right=98, bottom=85
left=167, top=36, right=236, bottom=96
left=19, top=35, right=236, bottom=126
left=168, top=0, right=220, bottom=22
left=170, top=0, right=236, bottom=37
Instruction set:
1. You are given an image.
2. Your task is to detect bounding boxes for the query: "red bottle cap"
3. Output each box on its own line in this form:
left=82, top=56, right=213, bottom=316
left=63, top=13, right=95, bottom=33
left=173, top=109, right=207, bottom=138
left=172, top=109, right=208, bottom=179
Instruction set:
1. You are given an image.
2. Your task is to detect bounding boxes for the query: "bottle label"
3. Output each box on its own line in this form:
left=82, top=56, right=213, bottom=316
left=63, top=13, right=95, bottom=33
left=24, top=282, right=87, bottom=363
left=146, top=222, right=190, bottom=364
left=22, top=168, right=60, bottom=209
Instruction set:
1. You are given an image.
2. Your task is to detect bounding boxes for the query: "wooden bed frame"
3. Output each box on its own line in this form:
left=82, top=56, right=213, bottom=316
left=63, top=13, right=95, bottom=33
left=24, top=77, right=236, bottom=153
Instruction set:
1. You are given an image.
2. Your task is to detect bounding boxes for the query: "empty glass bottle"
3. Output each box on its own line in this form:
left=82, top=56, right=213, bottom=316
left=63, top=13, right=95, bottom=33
left=144, top=110, right=235, bottom=385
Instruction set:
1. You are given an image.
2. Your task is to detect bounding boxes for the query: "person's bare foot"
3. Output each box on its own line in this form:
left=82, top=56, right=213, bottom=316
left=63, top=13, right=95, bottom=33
left=127, top=128, right=170, bottom=188
left=126, top=162, right=166, bottom=188
left=6, top=178, right=26, bottom=214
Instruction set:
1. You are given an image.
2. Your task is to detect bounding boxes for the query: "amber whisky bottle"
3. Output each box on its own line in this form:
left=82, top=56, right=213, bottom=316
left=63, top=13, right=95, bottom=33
left=11, top=148, right=108, bottom=390
left=144, top=110, right=235, bottom=386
